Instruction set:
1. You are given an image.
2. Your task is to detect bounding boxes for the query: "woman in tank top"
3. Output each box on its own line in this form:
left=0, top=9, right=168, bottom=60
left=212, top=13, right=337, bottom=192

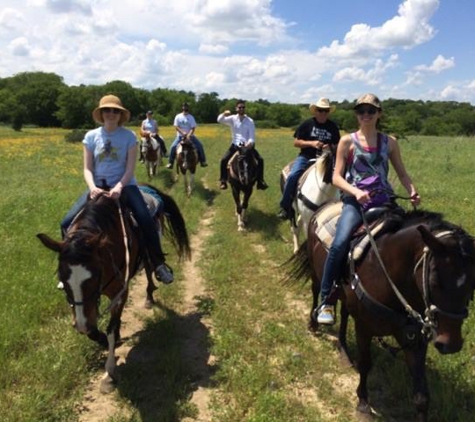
left=316, top=93, right=421, bottom=325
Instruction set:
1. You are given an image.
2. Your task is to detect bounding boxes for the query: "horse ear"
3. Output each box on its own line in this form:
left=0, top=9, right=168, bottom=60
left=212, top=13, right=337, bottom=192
left=417, top=224, right=445, bottom=254
left=37, top=233, right=63, bottom=253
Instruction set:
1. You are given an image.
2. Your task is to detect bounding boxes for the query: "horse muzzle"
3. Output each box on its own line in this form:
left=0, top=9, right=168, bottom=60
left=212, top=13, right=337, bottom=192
left=433, top=332, right=463, bottom=354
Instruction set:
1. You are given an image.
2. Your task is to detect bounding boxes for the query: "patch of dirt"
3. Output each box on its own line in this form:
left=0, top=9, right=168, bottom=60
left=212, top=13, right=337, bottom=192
left=77, top=209, right=216, bottom=422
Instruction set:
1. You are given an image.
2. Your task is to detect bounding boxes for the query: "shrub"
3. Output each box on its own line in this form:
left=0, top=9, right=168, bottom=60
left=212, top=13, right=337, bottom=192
left=64, top=129, right=87, bottom=143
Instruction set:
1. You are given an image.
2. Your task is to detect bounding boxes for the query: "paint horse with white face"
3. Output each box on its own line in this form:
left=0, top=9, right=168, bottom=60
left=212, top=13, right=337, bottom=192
left=141, top=133, right=163, bottom=180
left=37, top=185, right=190, bottom=393
left=280, top=151, right=338, bottom=253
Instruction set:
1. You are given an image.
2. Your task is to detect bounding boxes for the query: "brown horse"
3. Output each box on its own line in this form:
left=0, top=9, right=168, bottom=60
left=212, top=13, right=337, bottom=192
left=228, top=144, right=258, bottom=231
left=176, top=136, right=198, bottom=197
left=287, top=208, right=475, bottom=421
left=37, top=185, right=190, bottom=393
left=142, top=134, right=162, bottom=179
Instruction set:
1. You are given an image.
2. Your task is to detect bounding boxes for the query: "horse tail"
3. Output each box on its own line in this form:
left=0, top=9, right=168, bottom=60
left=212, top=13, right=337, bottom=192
left=143, top=184, right=191, bottom=261
left=282, top=240, right=312, bottom=285
left=161, top=192, right=192, bottom=261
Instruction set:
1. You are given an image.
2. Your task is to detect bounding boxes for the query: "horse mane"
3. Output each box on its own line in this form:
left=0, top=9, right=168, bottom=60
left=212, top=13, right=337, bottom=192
left=316, top=152, right=334, bottom=184
left=400, top=209, right=474, bottom=258
left=78, top=195, right=119, bottom=233
left=63, top=195, right=119, bottom=260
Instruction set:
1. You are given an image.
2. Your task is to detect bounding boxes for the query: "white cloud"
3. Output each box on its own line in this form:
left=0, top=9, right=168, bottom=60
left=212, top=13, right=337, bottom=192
left=414, top=54, right=455, bottom=73
left=199, top=43, right=229, bottom=55
left=316, top=0, right=439, bottom=62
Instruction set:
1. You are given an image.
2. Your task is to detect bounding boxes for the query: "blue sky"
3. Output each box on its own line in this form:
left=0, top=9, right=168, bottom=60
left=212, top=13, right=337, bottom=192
left=1, top=0, right=474, bottom=104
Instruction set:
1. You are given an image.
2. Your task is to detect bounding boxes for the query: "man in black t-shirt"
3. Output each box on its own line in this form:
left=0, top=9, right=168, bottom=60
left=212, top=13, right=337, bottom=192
left=278, top=98, right=340, bottom=220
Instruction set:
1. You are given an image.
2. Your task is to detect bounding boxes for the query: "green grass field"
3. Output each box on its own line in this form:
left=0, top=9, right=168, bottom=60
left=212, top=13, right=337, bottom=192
left=1, top=125, right=475, bottom=421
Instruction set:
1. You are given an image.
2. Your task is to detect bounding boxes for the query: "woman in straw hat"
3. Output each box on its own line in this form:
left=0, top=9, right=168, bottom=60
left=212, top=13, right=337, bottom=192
left=315, top=93, right=420, bottom=325
left=60, top=94, right=174, bottom=284
left=278, top=97, right=340, bottom=220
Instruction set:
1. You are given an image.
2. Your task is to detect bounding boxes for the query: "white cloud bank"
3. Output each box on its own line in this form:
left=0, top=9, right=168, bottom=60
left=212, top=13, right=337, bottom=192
left=0, top=0, right=471, bottom=104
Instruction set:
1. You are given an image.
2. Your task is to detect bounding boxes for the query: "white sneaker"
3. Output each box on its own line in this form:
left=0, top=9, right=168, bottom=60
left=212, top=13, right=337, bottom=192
left=317, top=305, right=335, bottom=325
left=155, top=263, right=174, bottom=284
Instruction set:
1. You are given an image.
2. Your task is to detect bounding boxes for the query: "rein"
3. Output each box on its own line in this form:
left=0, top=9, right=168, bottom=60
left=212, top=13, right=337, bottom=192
left=98, top=200, right=130, bottom=317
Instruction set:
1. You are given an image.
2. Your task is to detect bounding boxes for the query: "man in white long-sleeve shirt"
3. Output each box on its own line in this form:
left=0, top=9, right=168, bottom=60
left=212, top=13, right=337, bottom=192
left=217, top=100, right=268, bottom=190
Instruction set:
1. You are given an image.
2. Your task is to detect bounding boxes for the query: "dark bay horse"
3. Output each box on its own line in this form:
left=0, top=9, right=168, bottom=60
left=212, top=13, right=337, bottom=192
left=228, top=144, right=258, bottom=231
left=37, top=185, right=190, bottom=393
left=142, top=134, right=162, bottom=179
left=176, top=136, right=198, bottom=197
left=287, top=209, right=475, bottom=421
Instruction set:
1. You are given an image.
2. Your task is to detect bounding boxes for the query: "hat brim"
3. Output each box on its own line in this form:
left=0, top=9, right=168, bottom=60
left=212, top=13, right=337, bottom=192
left=309, top=104, right=336, bottom=113
left=92, top=104, right=130, bottom=125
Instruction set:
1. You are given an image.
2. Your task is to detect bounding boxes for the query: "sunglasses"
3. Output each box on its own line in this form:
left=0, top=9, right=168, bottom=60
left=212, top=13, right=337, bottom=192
left=237, top=106, right=246, bottom=110
left=316, top=108, right=330, bottom=113
left=355, top=106, right=378, bottom=115
left=102, top=107, right=122, bottom=114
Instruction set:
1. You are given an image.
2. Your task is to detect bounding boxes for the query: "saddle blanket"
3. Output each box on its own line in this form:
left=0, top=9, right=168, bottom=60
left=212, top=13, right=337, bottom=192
left=311, top=201, right=385, bottom=262
left=138, top=185, right=164, bottom=216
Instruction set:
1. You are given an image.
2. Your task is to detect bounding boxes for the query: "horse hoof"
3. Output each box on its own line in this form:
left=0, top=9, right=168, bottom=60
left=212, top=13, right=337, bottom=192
left=356, top=401, right=373, bottom=415
left=144, top=298, right=155, bottom=309
left=100, top=374, right=116, bottom=394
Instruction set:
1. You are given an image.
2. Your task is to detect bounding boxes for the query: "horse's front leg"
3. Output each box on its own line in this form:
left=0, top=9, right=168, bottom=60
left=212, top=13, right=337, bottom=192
left=87, top=327, right=108, bottom=349
left=338, top=303, right=352, bottom=366
left=403, top=344, right=430, bottom=422
left=188, top=172, right=195, bottom=196
left=231, top=187, right=245, bottom=231
left=100, top=298, right=127, bottom=394
left=291, top=213, right=301, bottom=254
left=355, top=323, right=373, bottom=415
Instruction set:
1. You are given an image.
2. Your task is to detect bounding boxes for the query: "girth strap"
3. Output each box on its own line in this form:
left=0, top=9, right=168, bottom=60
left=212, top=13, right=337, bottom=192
left=297, top=190, right=320, bottom=212
left=351, top=272, right=408, bottom=327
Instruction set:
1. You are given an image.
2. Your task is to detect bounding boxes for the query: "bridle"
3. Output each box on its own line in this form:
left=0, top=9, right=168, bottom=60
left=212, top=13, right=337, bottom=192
left=414, top=233, right=469, bottom=327
left=360, top=216, right=469, bottom=341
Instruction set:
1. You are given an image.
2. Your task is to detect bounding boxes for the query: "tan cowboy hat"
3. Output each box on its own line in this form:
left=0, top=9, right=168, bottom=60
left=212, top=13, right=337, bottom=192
left=309, top=97, right=336, bottom=113
left=354, top=93, right=382, bottom=109
left=92, top=94, right=131, bottom=125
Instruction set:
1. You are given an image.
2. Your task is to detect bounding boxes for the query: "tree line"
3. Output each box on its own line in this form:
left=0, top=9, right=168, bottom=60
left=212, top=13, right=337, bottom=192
left=1, top=71, right=474, bottom=136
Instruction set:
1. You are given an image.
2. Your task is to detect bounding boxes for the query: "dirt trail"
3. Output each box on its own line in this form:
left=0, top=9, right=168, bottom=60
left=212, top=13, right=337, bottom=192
left=77, top=209, right=216, bottom=421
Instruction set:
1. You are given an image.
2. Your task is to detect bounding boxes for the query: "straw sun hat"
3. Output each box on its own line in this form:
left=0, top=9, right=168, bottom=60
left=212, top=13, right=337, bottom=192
left=309, top=97, right=336, bottom=113
left=92, top=94, right=131, bottom=125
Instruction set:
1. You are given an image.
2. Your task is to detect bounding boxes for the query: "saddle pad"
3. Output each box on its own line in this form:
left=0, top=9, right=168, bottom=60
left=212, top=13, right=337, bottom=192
left=312, top=201, right=385, bottom=262
left=280, top=160, right=295, bottom=183
left=312, top=201, right=343, bottom=250
left=138, top=185, right=164, bottom=216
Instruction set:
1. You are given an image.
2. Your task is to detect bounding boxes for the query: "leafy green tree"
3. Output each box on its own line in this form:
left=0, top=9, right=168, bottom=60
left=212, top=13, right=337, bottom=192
left=195, top=92, right=220, bottom=123
left=267, top=103, right=301, bottom=127
left=2, top=72, right=65, bottom=126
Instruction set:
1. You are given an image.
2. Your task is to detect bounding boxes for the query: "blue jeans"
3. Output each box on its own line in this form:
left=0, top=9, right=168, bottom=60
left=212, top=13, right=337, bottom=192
left=168, top=135, right=206, bottom=164
left=279, top=155, right=311, bottom=211
left=320, top=196, right=362, bottom=302
left=60, top=185, right=165, bottom=266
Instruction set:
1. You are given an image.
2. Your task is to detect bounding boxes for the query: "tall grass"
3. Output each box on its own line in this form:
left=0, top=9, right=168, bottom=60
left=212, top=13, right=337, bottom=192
left=1, top=125, right=475, bottom=421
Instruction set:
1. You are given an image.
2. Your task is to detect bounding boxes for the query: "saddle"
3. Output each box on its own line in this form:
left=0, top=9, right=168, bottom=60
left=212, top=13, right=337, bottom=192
left=311, top=201, right=402, bottom=262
